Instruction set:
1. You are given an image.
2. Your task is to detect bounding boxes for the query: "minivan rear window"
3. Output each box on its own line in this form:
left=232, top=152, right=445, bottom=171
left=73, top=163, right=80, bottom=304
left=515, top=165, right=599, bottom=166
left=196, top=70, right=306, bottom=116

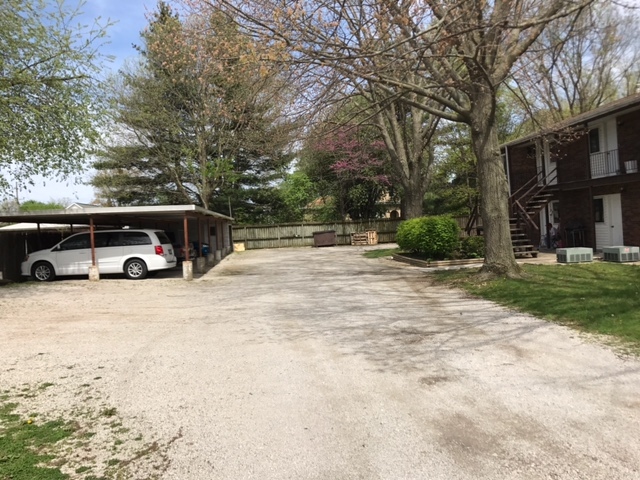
left=155, top=232, right=171, bottom=245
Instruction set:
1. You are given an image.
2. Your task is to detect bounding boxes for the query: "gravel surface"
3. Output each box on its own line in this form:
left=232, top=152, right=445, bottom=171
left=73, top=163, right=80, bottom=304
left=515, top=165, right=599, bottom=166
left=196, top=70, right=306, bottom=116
left=1, top=246, right=639, bottom=479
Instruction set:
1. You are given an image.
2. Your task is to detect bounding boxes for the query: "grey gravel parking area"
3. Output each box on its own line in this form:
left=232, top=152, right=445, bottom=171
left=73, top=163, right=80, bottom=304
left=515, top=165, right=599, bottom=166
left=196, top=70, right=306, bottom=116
left=1, top=246, right=639, bottom=479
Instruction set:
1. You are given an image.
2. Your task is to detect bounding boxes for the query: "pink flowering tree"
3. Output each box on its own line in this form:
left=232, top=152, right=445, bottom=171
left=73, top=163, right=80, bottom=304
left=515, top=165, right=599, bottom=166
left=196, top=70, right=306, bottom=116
left=306, top=125, right=394, bottom=220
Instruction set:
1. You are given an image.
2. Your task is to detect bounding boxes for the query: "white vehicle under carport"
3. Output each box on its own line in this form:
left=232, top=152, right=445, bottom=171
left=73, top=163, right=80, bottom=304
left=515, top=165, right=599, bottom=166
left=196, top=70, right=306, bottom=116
left=21, top=229, right=177, bottom=281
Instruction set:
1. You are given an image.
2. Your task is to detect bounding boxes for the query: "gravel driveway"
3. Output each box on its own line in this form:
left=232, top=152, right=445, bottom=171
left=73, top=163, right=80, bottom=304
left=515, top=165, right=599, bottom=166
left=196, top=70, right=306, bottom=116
left=1, top=246, right=639, bottom=479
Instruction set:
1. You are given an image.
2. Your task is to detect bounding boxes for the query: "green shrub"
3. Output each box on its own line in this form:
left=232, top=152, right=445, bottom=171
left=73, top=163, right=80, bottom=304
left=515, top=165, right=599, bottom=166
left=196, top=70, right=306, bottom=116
left=396, top=216, right=460, bottom=259
left=396, top=218, right=423, bottom=253
left=460, top=235, right=485, bottom=259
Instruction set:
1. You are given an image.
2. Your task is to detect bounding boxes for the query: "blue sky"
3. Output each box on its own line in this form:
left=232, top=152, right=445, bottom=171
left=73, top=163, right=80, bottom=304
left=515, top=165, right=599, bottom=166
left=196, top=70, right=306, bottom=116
left=84, top=0, right=155, bottom=72
left=23, top=0, right=158, bottom=204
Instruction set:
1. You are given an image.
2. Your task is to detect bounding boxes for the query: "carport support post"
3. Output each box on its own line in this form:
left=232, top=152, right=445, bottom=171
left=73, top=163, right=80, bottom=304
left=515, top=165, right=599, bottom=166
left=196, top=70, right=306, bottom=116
left=36, top=223, right=42, bottom=250
left=195, top=217, right=206, bottom=273
left=88, top=216, right=100, bottom=281
left=182, top=215, right=193, bottom=281
left=215, top=219, right=222, bottom=262
left=206, top=218, right=215, bottom=266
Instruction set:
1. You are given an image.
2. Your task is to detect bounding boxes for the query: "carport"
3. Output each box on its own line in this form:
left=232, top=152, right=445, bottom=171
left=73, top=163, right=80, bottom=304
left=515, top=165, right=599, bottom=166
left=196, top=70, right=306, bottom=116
left=0, top=204, right=233, bottom=281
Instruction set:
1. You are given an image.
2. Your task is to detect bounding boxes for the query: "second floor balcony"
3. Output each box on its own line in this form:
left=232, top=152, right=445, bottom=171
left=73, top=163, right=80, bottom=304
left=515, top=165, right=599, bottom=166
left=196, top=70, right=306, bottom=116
left=590, top=149, right=638, bottom=179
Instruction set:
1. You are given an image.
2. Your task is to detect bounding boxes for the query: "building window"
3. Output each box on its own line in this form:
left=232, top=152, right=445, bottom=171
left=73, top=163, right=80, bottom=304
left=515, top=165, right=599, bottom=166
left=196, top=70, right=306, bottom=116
left=589, top=128, right=600, bottom=154
left=593, top=198, right=604, bottom=223
left=551, top=201, right=560, bottom=224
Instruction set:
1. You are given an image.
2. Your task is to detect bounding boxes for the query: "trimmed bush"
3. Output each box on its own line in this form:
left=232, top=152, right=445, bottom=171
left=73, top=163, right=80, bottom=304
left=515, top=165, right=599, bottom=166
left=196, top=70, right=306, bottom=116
left=396, top=216, right=460, bottom=260
left=460, top=235, right=485, bottom=259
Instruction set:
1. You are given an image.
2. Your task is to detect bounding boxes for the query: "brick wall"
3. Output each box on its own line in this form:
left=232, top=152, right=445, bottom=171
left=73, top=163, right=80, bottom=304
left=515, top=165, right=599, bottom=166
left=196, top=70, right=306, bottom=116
left=621, top=182, right=640, bottom=245
left=555, top=132, right=590, bottom=183
left=507, top=143, right=537, bottom=193
left=616, top=109, right=640, bottom=168
left=556, top=182, right=640, bottom=248
left=557, top=189, right=592, bottom=247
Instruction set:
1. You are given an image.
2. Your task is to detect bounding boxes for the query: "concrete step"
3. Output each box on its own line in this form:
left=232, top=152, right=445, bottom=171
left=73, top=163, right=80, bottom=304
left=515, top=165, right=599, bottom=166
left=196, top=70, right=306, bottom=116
left=514, top=249, right=539, bottom=258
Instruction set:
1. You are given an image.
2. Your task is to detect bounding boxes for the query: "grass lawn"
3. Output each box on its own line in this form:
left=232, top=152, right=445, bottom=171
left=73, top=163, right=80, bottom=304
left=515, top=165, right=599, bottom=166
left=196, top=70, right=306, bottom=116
left=0, top=382, right=166, bottom=480
left=362, top=248, right=401, bottom=259
left=0, top=401, right=73, bottom=480
left=432, top=262, right=640, bottom=350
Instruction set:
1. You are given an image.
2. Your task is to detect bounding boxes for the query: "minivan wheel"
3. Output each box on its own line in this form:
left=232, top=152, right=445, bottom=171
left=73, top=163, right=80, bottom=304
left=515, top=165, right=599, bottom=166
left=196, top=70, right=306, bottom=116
left=124, top=259, right=148, bottom=280
left=32, top=262, right=55, bottom=282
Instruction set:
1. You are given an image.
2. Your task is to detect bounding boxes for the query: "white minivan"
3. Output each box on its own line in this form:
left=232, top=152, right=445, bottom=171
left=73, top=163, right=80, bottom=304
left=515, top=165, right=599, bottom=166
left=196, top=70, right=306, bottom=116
left=21, top=229, right=177, bottom=281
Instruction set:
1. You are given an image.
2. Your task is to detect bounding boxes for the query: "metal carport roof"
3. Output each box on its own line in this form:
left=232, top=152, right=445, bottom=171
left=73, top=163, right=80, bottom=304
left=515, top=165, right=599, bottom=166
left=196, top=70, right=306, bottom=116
left=0, top=205, right=234, bottom=281
left=0, top=204, right=232, bottom=227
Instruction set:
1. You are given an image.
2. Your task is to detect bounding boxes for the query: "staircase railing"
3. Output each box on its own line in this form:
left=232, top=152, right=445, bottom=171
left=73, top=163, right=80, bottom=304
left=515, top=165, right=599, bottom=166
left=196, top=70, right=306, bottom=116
left=509, top=167, right=557, bottom=232
left=464, top=197, right=480, bottom=236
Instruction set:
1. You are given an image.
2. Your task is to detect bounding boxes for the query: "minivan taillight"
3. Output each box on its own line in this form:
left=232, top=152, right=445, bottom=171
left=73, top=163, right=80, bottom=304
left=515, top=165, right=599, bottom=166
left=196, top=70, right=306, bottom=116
left=154, top=245, right=164, bottom=256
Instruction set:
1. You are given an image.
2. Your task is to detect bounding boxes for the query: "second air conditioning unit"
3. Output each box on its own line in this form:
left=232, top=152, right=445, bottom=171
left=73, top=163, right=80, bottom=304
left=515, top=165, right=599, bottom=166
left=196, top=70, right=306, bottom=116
left=603, top=246, right=640, bottom=263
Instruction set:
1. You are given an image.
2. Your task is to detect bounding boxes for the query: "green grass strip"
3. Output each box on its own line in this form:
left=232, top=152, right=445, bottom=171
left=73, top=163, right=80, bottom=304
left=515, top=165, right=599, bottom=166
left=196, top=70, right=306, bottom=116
left=433, top=263, right=640, bottom=347
left=0, top=402, right=74, bottom=480
left=362, top=248, right=401, bottom=259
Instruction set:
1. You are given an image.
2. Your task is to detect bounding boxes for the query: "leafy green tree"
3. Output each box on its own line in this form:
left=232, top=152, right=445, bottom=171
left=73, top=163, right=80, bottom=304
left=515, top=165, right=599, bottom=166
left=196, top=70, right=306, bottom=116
left=275, top=171, right=316, bottom=223
left=426, top=95, right=522, bottom=220
left=426, top=123, right=478, bottom=218
left=0, top=0, right=109, bottom=194
left=93, top=2, right=295, bottom=214
left=19, top=200, right=65, bottom=211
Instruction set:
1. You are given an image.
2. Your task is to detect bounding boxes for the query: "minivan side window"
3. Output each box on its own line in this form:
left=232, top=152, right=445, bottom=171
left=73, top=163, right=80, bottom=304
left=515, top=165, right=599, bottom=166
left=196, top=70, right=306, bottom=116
left=58, top=234, right=90, bottom=251
left=94, top=232, right=111, bottom=248
left=121, top=231, right=152, bottom=246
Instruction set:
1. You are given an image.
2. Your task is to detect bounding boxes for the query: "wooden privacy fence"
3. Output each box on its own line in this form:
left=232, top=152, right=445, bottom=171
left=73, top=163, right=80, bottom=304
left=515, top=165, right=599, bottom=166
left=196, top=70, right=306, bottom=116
left=232, top=219, right=402, bottom=250
left=232, top=216, right=478, bottom=250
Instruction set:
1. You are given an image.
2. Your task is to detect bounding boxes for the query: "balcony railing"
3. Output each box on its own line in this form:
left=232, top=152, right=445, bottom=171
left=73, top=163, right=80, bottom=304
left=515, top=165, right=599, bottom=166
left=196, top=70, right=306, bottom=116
left=590, top=149, right=638, bottom=179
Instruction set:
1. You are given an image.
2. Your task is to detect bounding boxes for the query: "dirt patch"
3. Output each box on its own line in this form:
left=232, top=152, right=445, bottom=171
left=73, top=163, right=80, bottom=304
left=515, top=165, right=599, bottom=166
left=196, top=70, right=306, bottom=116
left=1, top=248, right=640, bottom=480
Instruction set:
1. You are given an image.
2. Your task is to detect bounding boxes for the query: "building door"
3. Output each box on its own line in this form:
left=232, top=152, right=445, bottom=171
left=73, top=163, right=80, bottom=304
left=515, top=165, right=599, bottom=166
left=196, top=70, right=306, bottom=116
left=539, top=201, right=560, bottom=248
left=543, top=139, right=557, bottom=185
left=594, top=194, right=623, bottom=249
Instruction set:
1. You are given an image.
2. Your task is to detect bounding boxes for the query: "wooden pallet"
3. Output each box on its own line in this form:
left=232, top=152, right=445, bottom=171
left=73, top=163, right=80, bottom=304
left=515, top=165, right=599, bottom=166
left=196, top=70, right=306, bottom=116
left=351, top=231, right=378, bottom=246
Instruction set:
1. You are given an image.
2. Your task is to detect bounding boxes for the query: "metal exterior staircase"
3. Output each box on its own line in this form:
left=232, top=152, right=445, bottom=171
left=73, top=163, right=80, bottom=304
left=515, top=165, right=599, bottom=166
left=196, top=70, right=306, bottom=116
left=509, top=218, right=539, bottom=258
left=508, top=168, right=557, bottom=258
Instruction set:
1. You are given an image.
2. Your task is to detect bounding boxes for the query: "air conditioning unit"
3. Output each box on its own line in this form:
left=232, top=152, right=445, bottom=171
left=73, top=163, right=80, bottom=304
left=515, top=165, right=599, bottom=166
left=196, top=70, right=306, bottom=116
left=603, top=246, right=640, bottom=263
left=624, top=160, right=638, bottom=174
left=557, top=247, right=593, bottom=263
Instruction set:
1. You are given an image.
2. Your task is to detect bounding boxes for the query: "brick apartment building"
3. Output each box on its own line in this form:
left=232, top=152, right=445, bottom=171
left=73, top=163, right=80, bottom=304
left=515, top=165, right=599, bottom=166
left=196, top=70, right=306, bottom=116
left=503, top=93, right=640, bottom=251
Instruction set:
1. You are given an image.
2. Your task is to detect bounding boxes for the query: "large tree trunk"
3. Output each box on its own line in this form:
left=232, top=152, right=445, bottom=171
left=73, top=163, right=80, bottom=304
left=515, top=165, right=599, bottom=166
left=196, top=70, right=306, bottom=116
left=469, top=93, right=521, bottom=278
left=401, top=181, right=426, bottom=220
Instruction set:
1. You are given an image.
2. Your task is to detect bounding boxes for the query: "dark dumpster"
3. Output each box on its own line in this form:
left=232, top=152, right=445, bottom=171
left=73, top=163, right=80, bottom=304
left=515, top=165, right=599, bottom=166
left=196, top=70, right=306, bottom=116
left=313, top=230, right=337, bottom=247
